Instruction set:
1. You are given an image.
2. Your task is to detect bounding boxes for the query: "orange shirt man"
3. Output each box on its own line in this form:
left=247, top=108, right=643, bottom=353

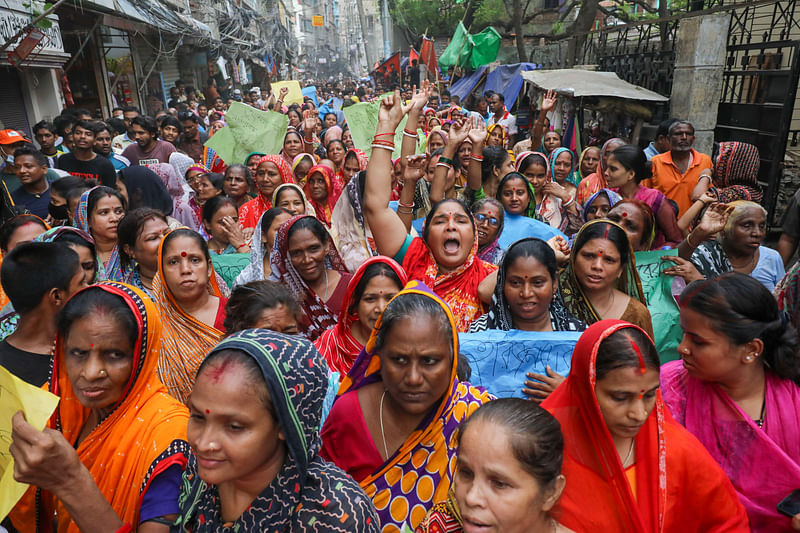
left=643, top=121, right=712, bottom=217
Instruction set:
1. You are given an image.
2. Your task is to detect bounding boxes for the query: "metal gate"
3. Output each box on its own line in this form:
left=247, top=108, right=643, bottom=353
left=714, top=0, right=800, bottom=225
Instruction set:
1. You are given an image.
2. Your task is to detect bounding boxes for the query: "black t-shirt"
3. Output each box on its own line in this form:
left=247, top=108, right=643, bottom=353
left=0, top=339, right=51, bottom=387
left=11, top=185, right=50, bottom=218
left=57, top=152, right=117, bottom=187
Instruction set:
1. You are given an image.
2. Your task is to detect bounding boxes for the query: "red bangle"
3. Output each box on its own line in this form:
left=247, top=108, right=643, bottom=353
left=398, top=200, right=414, bottom=208
left=374, top=132, right=395, bottom=138
left=116, top=524, right=133, bottom=533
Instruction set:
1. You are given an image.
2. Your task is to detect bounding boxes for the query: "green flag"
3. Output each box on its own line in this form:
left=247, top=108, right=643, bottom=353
left=439, top=22, right=501, bottom=72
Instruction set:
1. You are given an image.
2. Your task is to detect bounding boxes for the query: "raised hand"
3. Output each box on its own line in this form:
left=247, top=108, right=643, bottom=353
left=302, top=113, right=317, bottom=135
left=403, top=154, right=427, bottom=183
left=695, top=202, right=734, bottom=238
left=410, top=81, right=432, bottom=110
left=279, top=86, right=289, bottom=98
left=448, top=117, right=471, bottom=145
left=540, top=89, right=557, bottom=113
left=377, top=90, right=412, bottom=130
left=467, top=116, right=487, bottom=145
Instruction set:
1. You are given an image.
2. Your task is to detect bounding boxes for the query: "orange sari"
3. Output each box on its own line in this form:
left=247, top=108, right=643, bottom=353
left=541, top=320, right=749, bottom=532
left=153, top=231, right=225, bottom=404
left=9, top=283, right=190, bottom=533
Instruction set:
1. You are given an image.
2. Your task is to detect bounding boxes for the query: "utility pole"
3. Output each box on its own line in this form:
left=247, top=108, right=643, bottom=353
left=354, top=0, right=371, bottom=68
left=380, top=0, right=391, bottom=58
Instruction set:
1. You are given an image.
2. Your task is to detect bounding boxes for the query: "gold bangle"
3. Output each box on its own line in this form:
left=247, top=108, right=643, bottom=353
left=686, top=232, right=698, bottom=248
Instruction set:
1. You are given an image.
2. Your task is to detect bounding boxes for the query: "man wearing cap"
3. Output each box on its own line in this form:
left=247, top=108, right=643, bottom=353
left=232, top=89, right=242, bottom=102
left=249, top=87, right=262, bottom=110
left=57, top=120, right=117, bottom=187
left=0, top=129, right=60, bottom=194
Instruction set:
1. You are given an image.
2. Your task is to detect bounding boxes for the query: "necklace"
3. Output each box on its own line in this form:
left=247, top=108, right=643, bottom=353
left=729, top=251, right=757, bottom=272
left=621, top=438, right=635, bottom=468
left=379, top=390, right=389, bottom=459
left=755, top=396, right=766, bottom=428
left=594, top=290, right=616, bottom=318
left=321, top=269, right=329, bottom=300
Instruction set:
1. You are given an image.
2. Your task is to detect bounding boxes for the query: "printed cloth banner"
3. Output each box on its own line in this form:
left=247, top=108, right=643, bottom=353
left=634, top=249, right=683, bottom=363
left=458, top=330, right=581, bottom=398
left=204, top=102, right=288, bottom=165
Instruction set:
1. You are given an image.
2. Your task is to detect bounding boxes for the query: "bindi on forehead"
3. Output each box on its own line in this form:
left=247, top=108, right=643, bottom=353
left=181, top=251, right=187, bottom=257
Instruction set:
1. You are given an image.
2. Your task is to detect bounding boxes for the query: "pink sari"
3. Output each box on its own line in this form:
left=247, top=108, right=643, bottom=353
left=661, top=360, right=800, bottom=532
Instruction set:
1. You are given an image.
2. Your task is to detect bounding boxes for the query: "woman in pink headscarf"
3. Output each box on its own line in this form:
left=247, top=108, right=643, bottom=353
left=662, top=272, right=800, bottom=533
left=576, top=138, right=625, bottom=206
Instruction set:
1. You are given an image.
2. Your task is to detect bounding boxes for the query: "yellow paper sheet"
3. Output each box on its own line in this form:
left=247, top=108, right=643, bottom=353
left=270, top=80, right=304, bottom=106
left=0, top=366, right=59, bottom=521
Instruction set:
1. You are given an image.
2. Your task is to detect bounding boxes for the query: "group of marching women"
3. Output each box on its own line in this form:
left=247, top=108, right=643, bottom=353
left=3, top=86, right=800, bottom=533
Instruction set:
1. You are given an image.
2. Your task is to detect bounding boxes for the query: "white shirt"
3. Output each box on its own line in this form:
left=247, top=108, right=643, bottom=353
left=488, top=107, right=518, bottom=137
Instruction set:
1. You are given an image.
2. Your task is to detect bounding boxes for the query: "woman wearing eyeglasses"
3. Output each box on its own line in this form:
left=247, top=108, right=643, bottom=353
left=472, top=198, right=505, bottom=265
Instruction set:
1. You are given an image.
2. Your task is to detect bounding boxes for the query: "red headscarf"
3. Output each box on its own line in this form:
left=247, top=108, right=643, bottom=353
left=541, top=320, right=749, bottom=533
left=314, top=256, right=407, bottom=376
left=238, top=154, right=294, bottom=229
left=401, top=209, right=497, bottom=332
left=303, top=164, right=343, bottom=228
left=335, top=149, right=369, bottom=189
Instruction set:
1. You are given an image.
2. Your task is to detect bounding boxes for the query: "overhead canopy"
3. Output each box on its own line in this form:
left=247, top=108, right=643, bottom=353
left=449, top=66, right=487, bottom=102
left=521, top=69, right=668, bottom=101
left=486, top=63, right=539, bottom=108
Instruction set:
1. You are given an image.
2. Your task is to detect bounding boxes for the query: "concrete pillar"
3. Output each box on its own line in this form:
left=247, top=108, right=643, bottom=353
left=21, top=68, right=64, bottom=123
left=671, top=12, right=730, bottom=155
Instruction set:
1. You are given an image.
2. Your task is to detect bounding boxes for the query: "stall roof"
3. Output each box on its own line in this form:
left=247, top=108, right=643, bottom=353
left=520, top=70, right=668, bottom=101
left=449, top=66, right=487, bottom=102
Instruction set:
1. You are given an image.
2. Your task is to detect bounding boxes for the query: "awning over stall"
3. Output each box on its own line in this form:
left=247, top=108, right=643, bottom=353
left=520, top=69, right=668, bottom=101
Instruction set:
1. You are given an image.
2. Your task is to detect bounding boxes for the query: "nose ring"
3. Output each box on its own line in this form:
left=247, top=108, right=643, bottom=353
left=99, top=369, right=107, bottom=377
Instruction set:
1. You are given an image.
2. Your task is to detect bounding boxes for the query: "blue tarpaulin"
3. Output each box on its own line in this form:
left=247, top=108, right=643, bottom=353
left=449, top=66, right=488, bottom=102
left=485, top=63, right=539, bottom=108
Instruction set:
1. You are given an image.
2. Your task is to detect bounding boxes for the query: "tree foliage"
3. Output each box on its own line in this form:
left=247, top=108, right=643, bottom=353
left=388, top=0, right=666, bottom=63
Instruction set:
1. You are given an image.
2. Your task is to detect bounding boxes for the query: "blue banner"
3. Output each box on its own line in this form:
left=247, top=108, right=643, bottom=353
left=458, top=330, right=581, bottom=398
left=302, top=86, right=319, bottom=107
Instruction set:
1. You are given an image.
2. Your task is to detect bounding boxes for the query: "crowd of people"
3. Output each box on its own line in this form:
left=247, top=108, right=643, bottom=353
left=0, top=73, right=798, bottom=533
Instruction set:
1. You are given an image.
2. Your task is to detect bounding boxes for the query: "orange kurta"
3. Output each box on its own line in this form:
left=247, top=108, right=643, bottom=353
left=643, top=148, right=712, bottom=217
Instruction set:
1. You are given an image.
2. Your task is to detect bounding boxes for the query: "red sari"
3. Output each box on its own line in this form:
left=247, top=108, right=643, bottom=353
left=402, top=234, right=497, bottom=332
left=314, top=256, right=407, bottom=376
left=238, top=155, right=294, bottom=229
left=541, top=320, right=749, bottom=532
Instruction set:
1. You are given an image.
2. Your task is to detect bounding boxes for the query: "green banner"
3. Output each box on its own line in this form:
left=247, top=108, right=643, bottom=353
left=635, top=249, right=683, bottom=363
left=342, top=100, right=424, bottom=159
left=205, top=102, right=288, bottom=166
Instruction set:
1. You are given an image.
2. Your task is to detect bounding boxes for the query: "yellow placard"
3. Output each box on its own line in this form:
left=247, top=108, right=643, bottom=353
left=312, top=15, right=323, bottom=26
left=0, top=366, right=59, bottom=520
left=270, top=80, right=304, bottom=106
